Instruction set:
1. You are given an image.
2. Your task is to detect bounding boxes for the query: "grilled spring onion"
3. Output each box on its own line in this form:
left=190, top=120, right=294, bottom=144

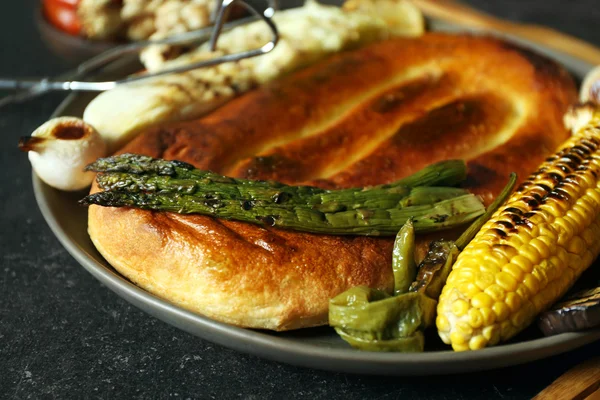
left=437, top=106, right=600, bottom=351
left=328, top=175, right=517, bottom=351
left=81, top=155, right=485, bottom=236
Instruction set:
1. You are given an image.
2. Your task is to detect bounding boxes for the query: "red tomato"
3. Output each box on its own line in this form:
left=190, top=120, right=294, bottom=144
left=42, top=0, right=82, bottom=36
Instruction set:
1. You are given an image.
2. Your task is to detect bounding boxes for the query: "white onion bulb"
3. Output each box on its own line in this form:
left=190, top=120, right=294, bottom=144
left=19, top=117, right=107, bottom=191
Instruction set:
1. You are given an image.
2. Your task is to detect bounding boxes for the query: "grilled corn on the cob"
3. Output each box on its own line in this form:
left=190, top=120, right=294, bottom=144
left=436, top=105, right=600, bottom=351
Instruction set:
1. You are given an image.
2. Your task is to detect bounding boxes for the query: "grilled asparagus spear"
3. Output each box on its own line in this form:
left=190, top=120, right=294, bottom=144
left=88, top=154, right=469, bottom=209
left=81, top=155, right=484, bottom=236
left=81, top=190, right=484, bottom=236
left=88, top=155, right=467, bottom=188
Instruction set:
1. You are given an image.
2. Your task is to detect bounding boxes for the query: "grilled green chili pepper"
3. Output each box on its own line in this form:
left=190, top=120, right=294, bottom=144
left=392, top=219, right=417, bottom=295
left=329, top=173, right=518, bottom=352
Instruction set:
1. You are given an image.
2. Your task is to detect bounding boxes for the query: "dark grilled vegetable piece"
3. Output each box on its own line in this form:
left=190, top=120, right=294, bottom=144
left=538, top=287, right=600, bottom=336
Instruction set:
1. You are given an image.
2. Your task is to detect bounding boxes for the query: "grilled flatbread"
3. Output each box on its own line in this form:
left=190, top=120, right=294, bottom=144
left=88, top=34, right=577, bottom=330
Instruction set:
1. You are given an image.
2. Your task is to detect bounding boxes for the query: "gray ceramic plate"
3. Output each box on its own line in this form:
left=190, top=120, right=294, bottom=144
left=33, top=19, right=600, bottom=376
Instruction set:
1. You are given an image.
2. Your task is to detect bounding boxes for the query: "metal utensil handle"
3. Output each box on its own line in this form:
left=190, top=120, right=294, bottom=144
left=0, top=0, right=278, bottom=106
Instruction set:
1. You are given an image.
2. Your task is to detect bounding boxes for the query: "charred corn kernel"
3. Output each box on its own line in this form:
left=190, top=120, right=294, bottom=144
left=437, top=107, right=600, bottom=351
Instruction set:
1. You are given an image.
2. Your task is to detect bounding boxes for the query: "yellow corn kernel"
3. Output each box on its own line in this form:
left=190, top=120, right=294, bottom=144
left=500, top=320, right=514, bottom=340
left=496, top=272, right=518, bottom=292
left=554, top=217, right=574, bottom=243
left=458, top=282, right=481, bottom=298
left=556, top=246, right=570, bottom=265
left=523, top=273, right=540, bottom=295
left=452, top=342, right=470, bottom=352
left=566, top=211, right=584, bottom=234
left=510, top=255, right=534, bottom=273
left=471, top=292, right=494, bottom=309
left=507, top=234, right=525, bottom=248
left=450, top=331, right=467, bottom=346
left=505, top=291, right=522, bottom=310
left=503, top=262, right=525, bottom=281
left=451, top=299, right=470, bottom=317
left=519, top=243, right=541, bottom=264
left=492, top=244, right=518, bottom=259
left=583, top=249, right=595, bottom=266
left=456, top=322, right=473, bottom=337
left=529, top=238, right=551, bottom=259
left=586, top=187, right=600, bottom=207
left=510, top=307, right=530, bottom=329
left=437, top=314, right=450, bottom=332
left=455, top=269, right=476, bottom=282
left=482, top=325, right=500, bottom=345
left=484, top=284, right=506, bottom=303
left=467, top=308, right=484, bottom=329
left=516, top=284, right=530, bottom=301
left=479, top=307, right=496, bottom=326
left=567, top=236, right=586, bottom=255
left=492, top=302, right=510, bottom=322
left=583, top=227, right=596, bottom=246
left=475, top=273, right=495, bottom=291
left=469, top=336, right=488, bottom=351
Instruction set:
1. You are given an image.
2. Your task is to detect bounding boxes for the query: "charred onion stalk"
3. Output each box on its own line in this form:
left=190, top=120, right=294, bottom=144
left=81, top=155, right=484, bottom=236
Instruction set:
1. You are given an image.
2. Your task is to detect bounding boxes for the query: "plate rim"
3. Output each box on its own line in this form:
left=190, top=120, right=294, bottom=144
left=34, top=23, right=600, bottom=376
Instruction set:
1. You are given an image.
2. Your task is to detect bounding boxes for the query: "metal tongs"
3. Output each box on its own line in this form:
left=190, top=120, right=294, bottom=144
left=0, top=0, right=279, bottom=108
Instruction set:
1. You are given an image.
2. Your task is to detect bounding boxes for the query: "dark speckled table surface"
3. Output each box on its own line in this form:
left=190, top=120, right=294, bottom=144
left=2, top=1, right=600, bottom=398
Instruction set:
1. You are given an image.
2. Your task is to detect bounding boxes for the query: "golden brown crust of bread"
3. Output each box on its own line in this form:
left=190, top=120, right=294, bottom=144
left=88, top=33, right=577, bottom=330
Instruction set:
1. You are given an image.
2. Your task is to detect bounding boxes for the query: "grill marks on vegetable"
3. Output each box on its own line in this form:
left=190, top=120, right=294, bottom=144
left=83, top=155, right=486, bottom=236
left=494, top=138, right=600, bottom=236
